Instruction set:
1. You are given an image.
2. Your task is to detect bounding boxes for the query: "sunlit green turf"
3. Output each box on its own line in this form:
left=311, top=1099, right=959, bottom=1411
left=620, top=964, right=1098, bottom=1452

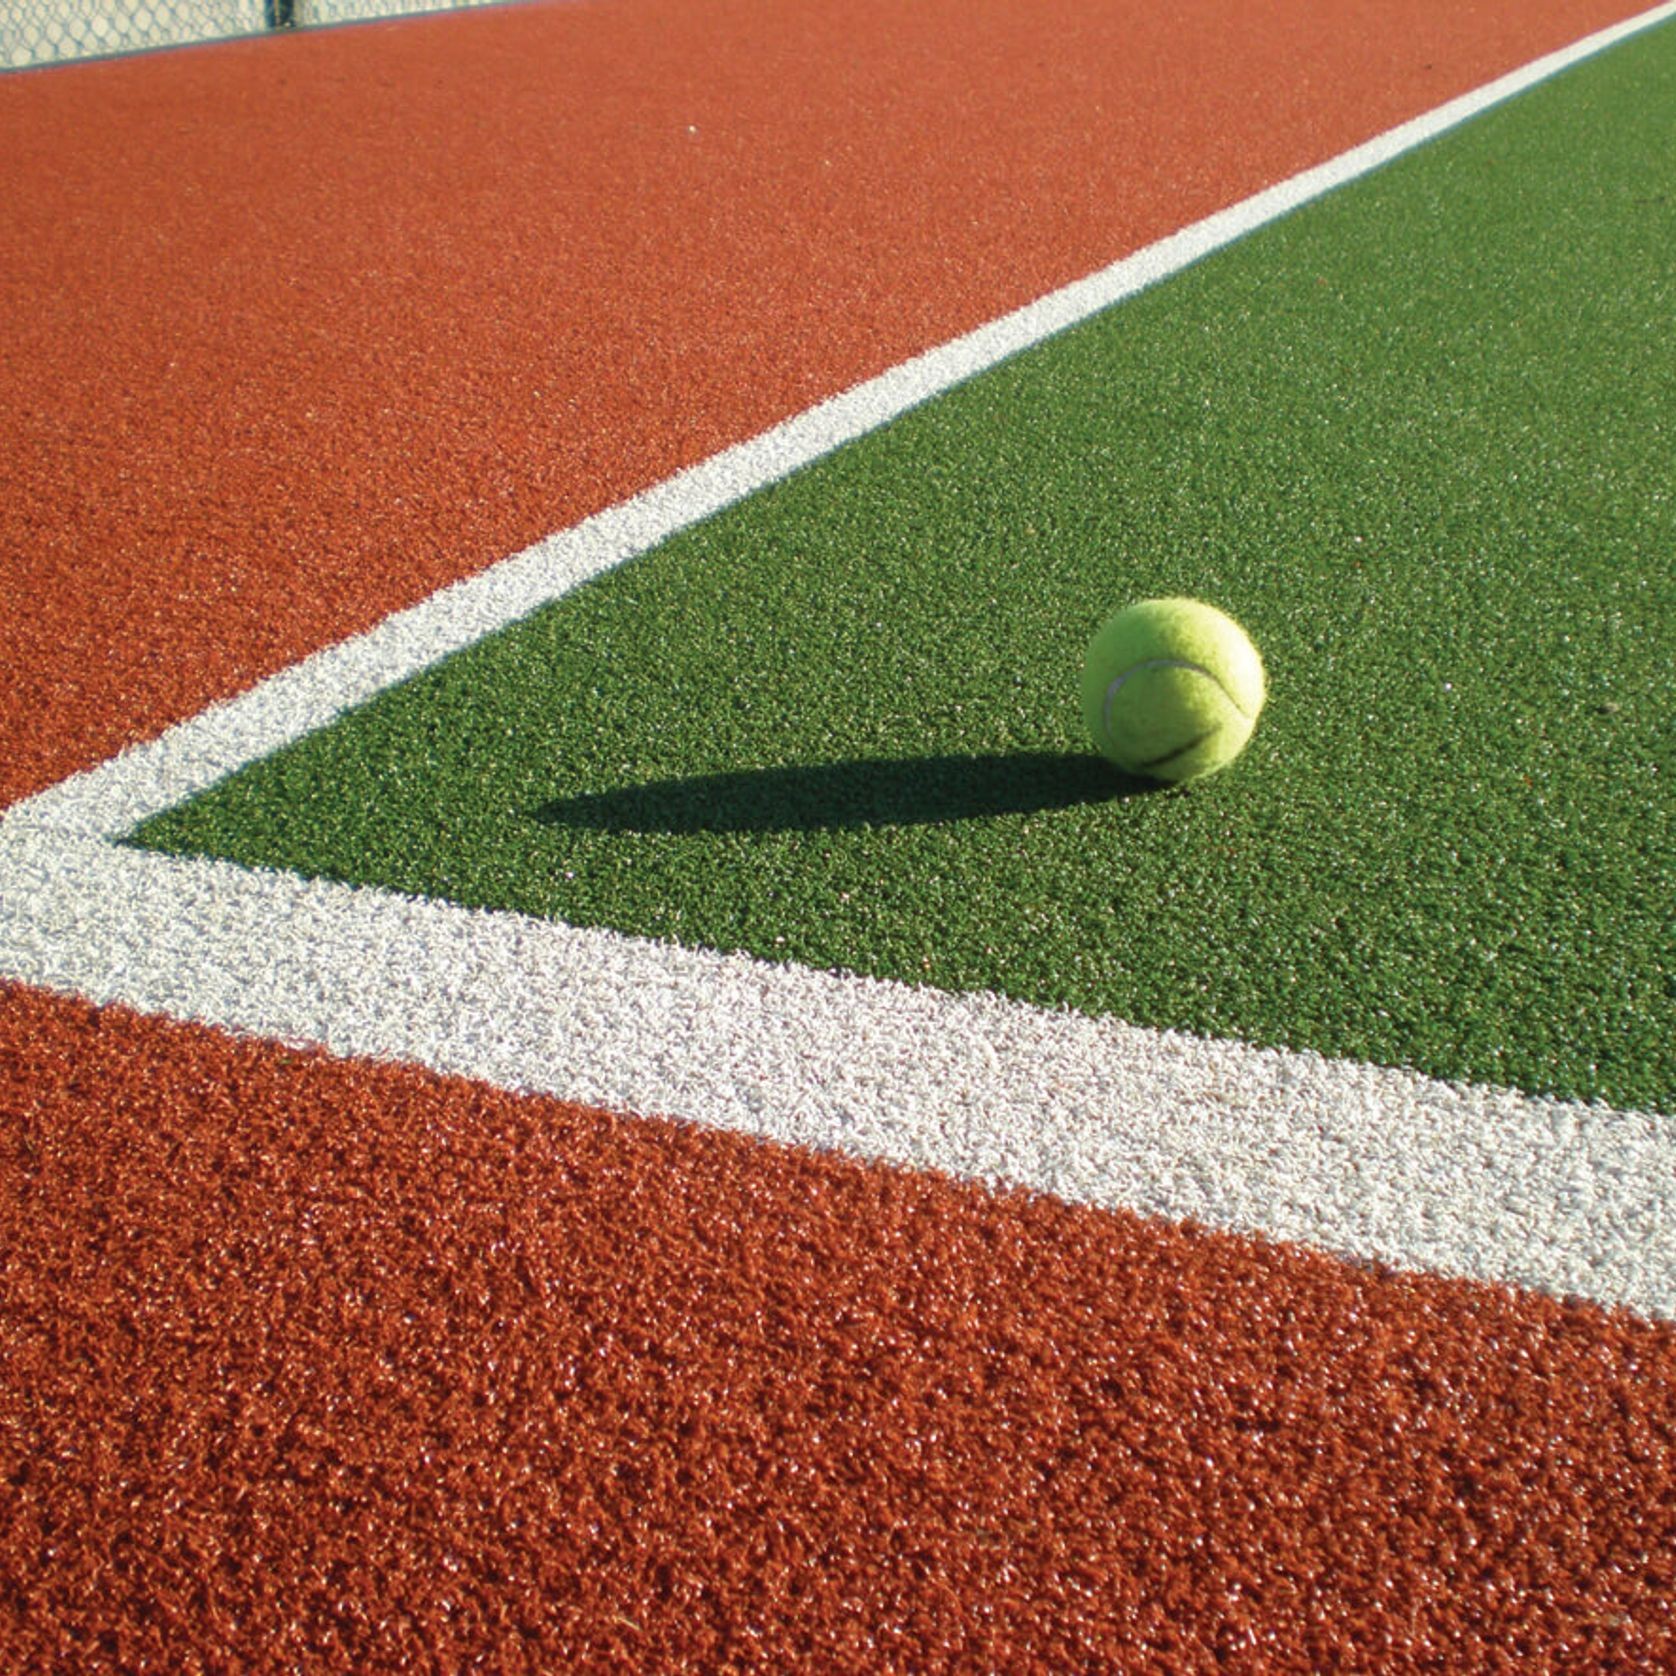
left=133, top=23, right=1676, bottom=1111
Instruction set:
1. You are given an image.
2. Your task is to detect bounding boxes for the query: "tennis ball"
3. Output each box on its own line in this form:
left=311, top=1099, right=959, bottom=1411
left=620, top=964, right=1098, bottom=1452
left=1082, top=597, right=1265, bottom=783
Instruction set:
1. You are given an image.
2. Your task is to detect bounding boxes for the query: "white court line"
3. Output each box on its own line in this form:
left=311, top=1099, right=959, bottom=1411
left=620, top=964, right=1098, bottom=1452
left=2, top=830, right=1670, bottom=1316
left=3, top=3, right=1673, bottom=1318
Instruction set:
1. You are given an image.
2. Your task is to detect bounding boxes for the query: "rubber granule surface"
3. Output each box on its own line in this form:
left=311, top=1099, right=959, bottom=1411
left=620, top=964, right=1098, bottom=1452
left=2, top=982, right=1672, bottom=1672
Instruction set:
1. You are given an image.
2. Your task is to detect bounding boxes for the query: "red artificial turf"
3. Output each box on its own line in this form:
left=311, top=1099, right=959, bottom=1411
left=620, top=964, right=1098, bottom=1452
left=3, top=981, right=1672, bottom=1670
left=0, top=0, right=1654, bottom=808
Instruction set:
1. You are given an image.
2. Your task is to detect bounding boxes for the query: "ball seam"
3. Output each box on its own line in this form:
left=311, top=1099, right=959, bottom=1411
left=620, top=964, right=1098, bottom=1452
left=1100, top=657, right=1252, bottom=746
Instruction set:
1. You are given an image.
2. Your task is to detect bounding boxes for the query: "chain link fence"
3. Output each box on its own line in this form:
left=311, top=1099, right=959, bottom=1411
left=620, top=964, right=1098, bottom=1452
left=3, top=0, right=511, bottom=69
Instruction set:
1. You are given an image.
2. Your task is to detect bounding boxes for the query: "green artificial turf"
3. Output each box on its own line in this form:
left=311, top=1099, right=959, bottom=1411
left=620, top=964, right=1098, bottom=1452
left=133, top=22, right=1676, bottom=1112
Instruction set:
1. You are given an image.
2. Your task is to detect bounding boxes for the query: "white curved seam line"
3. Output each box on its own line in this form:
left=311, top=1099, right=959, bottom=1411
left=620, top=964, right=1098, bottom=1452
left=1101, top=657, right=1226, bottom=741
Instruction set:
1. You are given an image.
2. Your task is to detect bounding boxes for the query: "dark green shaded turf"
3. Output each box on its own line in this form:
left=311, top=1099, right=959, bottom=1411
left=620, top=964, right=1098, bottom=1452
left=134, top=23, right=1676, bottom=1111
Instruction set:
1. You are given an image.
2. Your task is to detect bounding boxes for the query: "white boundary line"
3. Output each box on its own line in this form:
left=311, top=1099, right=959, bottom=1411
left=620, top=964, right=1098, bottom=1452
left=2, top=829, right=1671, bottom=1316
left=4, top=4, right=1674, bottom=1319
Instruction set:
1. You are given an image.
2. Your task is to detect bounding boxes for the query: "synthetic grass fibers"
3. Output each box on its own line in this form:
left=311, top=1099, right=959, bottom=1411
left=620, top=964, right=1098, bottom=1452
left=133, top=19, right=1676, bottom=1114
left=3, top=983, right=1674, bottom=1670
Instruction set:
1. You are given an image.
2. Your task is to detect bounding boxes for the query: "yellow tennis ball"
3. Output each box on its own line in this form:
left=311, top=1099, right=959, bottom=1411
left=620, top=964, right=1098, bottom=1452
left=1082, top=597, right=1265, bottom=783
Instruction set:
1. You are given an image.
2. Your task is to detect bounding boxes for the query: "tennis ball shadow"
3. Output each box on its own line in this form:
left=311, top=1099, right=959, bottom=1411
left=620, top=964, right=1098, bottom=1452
left=531, top=751, right=1156, bottom=836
